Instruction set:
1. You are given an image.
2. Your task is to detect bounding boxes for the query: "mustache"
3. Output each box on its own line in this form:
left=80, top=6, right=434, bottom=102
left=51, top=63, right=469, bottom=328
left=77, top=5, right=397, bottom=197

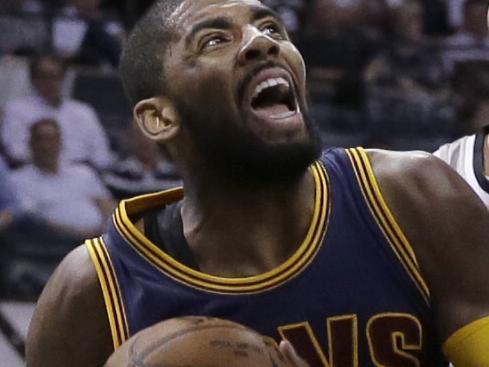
left=237, top=61, right=289, bottom=105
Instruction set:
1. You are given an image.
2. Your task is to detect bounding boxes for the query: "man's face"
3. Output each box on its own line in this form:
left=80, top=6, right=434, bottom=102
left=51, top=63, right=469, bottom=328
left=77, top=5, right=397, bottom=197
left=31, top=58, right=64, bottom=106
left=163, top=0, right=320, bottom=181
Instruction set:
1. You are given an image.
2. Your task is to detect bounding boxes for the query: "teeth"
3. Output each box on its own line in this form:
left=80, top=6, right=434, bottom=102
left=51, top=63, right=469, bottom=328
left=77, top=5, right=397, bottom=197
left=252, top=77, right=290, bottom=99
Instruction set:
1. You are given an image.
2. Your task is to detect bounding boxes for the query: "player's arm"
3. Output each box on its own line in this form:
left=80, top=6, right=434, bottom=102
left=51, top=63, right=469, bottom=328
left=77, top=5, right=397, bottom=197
left=368, top=149, right=489, bottom=365
left=26, top=245, right=113, bottom=367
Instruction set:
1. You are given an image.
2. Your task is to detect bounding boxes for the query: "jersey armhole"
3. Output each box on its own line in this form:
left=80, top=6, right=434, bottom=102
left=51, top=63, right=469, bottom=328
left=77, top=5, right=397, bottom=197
left=85, top=238, right=129, bottom=350
left=346, top=148, right=431, bottom=305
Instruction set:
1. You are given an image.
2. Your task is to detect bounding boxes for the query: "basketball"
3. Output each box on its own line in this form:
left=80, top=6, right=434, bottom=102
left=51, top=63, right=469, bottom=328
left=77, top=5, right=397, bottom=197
left=104, top=316, right=295, bottom=367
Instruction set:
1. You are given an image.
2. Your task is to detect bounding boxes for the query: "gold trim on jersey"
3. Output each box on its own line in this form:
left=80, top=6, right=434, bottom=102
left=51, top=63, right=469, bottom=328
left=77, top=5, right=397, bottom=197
left=278, top=321, right=331, bottom=367
left=112, top=162, right=330, bottom=294
left=86, top=237, right=129, bottom=349
left=346, top=148, right=430, bottom=304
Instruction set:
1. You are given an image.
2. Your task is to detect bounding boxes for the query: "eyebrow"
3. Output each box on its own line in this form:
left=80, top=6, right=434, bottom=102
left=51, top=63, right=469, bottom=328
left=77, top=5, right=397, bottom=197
left=249, top=6, right=282, bottom=24
left=186, top=17, right=233, bottom=46
left=185, top=6, right=283, bottom=46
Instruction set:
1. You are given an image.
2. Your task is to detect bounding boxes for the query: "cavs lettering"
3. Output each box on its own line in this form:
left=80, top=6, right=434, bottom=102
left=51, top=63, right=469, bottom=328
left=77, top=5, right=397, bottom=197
left=87, top=148, right=448, bottom=366
left=279, top=313, right=423, bottom=367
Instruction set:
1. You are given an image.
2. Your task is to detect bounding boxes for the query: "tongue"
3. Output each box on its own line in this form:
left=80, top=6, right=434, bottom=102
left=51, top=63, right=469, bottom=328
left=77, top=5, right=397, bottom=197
left=255, top=103, right=290, bottom=117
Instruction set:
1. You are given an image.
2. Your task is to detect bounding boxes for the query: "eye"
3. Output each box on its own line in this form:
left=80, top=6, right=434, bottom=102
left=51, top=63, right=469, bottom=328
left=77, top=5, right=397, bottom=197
left=201, top=34, right=229, bottom=51
left=261, top=23, right=284, bottom=39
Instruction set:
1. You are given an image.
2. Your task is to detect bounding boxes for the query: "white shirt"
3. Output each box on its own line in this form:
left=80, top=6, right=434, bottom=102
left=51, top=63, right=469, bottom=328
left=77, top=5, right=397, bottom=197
left=1, top=94, right=113, bottom=169
left=433, top=128, right=489, bottom=210
left=10, top=163, right=111, bottom=232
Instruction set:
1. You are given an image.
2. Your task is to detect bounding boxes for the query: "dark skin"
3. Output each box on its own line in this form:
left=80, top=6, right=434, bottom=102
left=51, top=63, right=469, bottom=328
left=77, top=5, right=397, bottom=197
left=31, top=57, right=64, bottom=108
left=26, top=1, right=489, bottom=366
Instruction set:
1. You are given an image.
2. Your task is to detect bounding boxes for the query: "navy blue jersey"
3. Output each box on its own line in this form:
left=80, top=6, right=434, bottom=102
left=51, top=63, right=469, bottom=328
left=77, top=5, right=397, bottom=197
left=87, top=147, right=447, bottom=366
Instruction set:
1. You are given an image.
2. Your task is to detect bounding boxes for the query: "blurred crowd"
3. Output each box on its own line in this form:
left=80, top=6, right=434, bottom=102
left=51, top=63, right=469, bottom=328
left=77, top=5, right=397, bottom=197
left=1, top=0, right=489, bottom=299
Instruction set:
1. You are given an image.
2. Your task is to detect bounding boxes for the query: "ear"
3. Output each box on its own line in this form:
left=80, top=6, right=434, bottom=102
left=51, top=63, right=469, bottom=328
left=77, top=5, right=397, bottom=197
left=133, top=97, right=180, bottom=142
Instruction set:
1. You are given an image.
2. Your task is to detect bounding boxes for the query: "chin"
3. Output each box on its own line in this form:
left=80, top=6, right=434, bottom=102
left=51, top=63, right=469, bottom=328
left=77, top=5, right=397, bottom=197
left=209, top=126, right=322, bottom=185
left=174, top=91, right=322, bottom=184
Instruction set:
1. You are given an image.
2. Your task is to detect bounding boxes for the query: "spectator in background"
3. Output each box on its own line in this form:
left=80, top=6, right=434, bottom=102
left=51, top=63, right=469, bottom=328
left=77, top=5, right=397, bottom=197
left=304, top=0, right=389, bottom=37
left=450, top=60, right=489, bottom=135
left=103, top=122, right=181, bottom=200
left=297, top=0, right=383, bottom=132
left=10, top=118, right=114, bottom=239
left=442, top=0, right=489, bottom=74
left=364, top=0, right=453, bottom=138
left=0, top=0, right=48, bottom=56
left=1, top=53, right=113, bottom=169
left=53, top=0, right=123, bottom=68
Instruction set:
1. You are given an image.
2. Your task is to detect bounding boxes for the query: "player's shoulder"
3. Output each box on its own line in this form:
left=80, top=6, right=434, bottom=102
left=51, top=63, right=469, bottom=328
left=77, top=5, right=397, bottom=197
left=365, top=148, right=450, bottom=183
left=364, top=148, right=480, bottom=209
left=33, top=244, right=100, bottom=311
left=27, top=244, right=112, bottom=367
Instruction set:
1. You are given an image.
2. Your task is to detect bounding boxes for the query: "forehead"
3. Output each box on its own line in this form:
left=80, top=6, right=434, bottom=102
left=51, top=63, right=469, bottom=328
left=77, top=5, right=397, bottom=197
left=171, top=0, right=267, bottom=31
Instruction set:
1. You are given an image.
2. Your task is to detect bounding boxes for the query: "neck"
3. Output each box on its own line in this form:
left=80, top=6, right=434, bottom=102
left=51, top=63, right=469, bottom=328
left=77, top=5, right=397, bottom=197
left=180, top=167, right=316, bottom=277
left=38, top=94, right=62, bottom=108
left=47, top=98, right=62, bottom=108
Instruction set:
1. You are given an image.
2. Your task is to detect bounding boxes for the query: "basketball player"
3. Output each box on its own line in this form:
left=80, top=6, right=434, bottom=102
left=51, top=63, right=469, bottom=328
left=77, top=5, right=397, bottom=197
left=27, top=1, right=489, bottom=366
left=105, top=316, right=307, bottom=367
left=434, top=125, right=489, bottom=209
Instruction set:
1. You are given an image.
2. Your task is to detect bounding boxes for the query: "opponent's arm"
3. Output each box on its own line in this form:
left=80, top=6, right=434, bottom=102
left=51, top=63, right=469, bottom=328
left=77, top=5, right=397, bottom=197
left=369, top=149, right=489, bottom=365
left=26, top=245, right=113, bottom=367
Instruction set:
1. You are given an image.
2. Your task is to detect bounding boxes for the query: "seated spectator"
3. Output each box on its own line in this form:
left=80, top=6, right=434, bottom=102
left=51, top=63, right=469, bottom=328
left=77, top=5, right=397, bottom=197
left=450, top=60, right=489, bottom=134
left=0, top=0, right=48, bottom=56
left=297, top=0, right=383, bottom=132
left=10, top=118, right=114, bottom=240
left=364, top=0, right=454, bottom=137
left=365, top=0, right=446, bottom=92
left=103, top=123, right=181, bottom=200
left=442, top=0, right=489, bottom=74
left=1, top=53, right=113, bottom=169
left=53, top=0, right=123, bottom=68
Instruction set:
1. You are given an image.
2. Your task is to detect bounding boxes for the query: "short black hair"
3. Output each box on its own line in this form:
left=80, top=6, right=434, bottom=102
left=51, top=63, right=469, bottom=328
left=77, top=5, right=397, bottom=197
left=119, top=0, right=186, bottom=106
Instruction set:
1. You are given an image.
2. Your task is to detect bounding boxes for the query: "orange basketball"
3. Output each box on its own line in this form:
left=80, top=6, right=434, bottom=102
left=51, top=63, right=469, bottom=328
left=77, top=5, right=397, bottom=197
left=105, top=316, right=295, bottom=367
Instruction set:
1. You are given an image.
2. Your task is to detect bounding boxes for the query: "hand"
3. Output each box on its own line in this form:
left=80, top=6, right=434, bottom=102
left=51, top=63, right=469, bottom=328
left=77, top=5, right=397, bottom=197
left=279, top=340, right=310, bottom=367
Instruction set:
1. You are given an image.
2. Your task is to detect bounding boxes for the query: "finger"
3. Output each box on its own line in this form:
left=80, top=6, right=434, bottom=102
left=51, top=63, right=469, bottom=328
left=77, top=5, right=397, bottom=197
left=279, top=340, right=309, bottom=367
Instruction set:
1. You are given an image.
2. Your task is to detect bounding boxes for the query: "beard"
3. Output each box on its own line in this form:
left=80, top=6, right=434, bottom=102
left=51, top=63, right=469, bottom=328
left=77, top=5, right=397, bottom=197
left=173, top=95, right=322, bottom=186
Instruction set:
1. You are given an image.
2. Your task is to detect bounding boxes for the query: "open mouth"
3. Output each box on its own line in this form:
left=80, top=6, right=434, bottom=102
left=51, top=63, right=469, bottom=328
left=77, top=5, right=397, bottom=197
left=250, top=77, right=297, bottom=119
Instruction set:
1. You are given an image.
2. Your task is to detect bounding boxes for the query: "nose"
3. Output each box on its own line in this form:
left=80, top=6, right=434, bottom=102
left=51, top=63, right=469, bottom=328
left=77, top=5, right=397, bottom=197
left=238, top=26, right=280, bottom=65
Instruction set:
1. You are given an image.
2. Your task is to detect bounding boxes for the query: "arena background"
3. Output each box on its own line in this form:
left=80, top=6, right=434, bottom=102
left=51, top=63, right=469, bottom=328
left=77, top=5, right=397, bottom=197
left=1, top=0, right=488, bottom=365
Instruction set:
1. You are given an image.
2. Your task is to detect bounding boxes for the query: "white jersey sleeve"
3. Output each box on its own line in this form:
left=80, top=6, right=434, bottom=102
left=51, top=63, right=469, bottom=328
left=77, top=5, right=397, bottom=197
left=433, top=127, right=489, bottom=210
